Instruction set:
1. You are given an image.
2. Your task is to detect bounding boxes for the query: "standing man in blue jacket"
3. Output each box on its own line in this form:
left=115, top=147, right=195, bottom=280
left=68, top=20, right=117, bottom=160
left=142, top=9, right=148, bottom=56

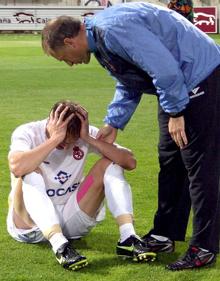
left=41, top=2, right=220, bottom=270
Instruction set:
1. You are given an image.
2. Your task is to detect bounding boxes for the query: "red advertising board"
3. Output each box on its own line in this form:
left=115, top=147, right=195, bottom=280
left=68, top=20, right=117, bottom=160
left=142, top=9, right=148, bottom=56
left=193, top=7, right=217, bottom=33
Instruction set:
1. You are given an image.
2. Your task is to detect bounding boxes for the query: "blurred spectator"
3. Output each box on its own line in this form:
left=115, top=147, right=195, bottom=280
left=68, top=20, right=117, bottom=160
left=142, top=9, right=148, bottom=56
left=168, top=0, right=194, bottom=23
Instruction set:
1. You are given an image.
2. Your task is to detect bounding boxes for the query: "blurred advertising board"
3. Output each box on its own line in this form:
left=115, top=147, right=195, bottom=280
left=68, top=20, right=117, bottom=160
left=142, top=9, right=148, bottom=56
left=193, top=6, right=217, bottom=34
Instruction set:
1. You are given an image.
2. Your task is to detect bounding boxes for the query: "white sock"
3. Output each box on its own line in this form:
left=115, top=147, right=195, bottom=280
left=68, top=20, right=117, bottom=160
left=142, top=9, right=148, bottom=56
left=49, top=232, right=68, bottom=254
left=151, top=234, right=169, bottom=242
left=22, top=172, right=60, bottom=233
left=119, top=223, right=136, bottom=243
left=104, top=163, right=133, bottom=218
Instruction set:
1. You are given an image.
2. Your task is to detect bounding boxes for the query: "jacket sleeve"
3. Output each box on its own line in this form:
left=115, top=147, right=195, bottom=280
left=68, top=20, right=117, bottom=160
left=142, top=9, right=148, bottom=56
left=104, top=82, right=142, bottom=130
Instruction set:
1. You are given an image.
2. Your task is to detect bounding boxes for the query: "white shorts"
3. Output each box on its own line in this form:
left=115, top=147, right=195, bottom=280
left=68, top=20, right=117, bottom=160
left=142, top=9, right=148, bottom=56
left=7, top=206, right=46, bottom=243
left=7, top=189, right=105, bottom=243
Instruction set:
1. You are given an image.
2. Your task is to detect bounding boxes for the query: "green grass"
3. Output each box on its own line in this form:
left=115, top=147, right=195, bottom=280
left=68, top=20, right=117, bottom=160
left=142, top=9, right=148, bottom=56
left=0, top=34, right=220, bottom=281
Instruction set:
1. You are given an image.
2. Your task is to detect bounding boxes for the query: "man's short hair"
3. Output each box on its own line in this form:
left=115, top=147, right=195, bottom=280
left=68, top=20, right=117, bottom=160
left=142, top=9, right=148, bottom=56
left=42, top=16, right=81, bottom=54
left=51, top=100, right=81, bottom=139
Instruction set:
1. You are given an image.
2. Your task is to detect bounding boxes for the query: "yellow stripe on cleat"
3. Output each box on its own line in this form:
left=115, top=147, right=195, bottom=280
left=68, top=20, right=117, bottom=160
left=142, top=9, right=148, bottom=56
left=69, top=259, right=88, bottom=271
left=135, top=252, right=157, bottom=262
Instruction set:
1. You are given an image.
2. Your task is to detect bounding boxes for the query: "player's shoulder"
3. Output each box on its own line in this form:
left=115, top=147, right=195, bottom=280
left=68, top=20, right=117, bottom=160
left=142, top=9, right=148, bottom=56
left=12, top=119, right=47, bottom=137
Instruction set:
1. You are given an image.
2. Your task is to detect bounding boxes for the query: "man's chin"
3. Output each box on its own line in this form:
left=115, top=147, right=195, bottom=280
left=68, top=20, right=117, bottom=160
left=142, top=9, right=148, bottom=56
left=84, top=53, right=91, bottom=64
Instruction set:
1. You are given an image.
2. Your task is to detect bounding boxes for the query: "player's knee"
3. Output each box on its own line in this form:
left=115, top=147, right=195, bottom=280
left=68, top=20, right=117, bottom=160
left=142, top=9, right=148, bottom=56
left=104, top=162, right=124, bottom=182
left=92, top=158, right=112, bottom=176
left=88, top=159, right=123, bottom=188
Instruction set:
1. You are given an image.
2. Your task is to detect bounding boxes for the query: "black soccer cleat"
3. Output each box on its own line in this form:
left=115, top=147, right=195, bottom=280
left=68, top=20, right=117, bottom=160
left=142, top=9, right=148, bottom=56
left=142, top=234, right=174, bottom=253
left=56, top=242, right=88, bottom=270
left=116, top=235, right=157, bottom=262
left=166, top=246, right=216, bottom=271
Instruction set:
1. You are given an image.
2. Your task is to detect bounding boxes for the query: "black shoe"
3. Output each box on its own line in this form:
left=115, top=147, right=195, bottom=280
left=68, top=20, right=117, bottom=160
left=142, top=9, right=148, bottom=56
left=56, top=242, right=88, bottom=270
left=116, top=235, right=157, bottom=262
left=166, top=246, right=216, bottom=271
left=142, top=234, right=174, bottom=253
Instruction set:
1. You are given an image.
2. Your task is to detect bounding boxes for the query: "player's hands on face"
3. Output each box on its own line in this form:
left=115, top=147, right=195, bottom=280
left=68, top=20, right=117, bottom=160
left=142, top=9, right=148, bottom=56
left=97, top=124, right=118, bottom=144
left=75, top=105, right=89, bottom=141
left=47, top=104, right=74, bottom=144
left=168, top=116, right=188, bottom=149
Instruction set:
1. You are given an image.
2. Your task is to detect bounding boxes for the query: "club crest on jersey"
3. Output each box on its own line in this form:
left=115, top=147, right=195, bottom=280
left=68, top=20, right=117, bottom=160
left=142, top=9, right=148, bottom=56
left=73, top=146, right=84, bottom=160
left=54, top=171, right=71, bottom=184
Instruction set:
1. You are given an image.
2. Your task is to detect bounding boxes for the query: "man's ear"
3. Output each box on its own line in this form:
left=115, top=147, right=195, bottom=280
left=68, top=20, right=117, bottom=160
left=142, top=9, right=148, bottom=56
left=63, top=37, right=75, bottom=47
left=80, top=23, right=86, bottom=32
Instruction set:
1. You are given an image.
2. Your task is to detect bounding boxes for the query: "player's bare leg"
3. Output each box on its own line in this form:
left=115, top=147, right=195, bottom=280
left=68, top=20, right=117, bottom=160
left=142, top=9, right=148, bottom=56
left=10, top=173, right=87, bottom=271
left=73, top=158, right=156, bottom=262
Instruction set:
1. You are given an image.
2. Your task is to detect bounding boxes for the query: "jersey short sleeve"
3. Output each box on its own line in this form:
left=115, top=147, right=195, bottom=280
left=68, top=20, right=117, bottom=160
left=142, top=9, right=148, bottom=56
left=8, top=120, right=47, bottom=157
left=9, top=125, right=32, bottom=154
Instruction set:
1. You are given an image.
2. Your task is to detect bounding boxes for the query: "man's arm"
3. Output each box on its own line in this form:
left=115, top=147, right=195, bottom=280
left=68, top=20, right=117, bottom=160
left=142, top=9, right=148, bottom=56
left=104, top=82, right=142, bottom=130
left=9, top=105, right=74, bottom=177
left=96, top=82, right=142, bottom=142
left=76, top=106, right=136, bottom=171
left=104, top=21, right=190, bottom=147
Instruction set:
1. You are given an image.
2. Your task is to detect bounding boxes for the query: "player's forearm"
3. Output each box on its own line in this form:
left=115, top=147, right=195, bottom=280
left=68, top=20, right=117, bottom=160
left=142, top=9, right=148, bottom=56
left=85, top=135, right=136, bottom=170
left=9, top=138, right=60, bottom=177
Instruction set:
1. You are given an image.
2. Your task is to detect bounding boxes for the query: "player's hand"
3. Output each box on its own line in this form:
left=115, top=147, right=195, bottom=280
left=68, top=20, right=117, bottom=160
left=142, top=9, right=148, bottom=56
left=47, top=104, right=74, bottom=143
left=75, top=105, right=89, bottom=141
left=168, top=116, right=188, bottom=149
left=97, top=124, right=118, bottom=144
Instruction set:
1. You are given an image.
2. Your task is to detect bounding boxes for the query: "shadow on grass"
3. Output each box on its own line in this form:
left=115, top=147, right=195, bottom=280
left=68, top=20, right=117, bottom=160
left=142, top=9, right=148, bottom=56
left=74, top=231, right=118, bottom=253
left=74, top=252, right=186, bottom=276
left=32, top=230, right=117, bottom=259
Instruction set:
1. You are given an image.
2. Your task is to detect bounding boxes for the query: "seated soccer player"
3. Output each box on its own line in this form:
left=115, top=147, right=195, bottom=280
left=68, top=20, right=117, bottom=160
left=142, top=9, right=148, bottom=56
left=7, top=100, right=156, bottom=270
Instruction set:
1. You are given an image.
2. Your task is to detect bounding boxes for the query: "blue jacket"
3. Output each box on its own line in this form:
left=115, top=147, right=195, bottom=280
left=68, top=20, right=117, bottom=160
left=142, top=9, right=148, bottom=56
left=85, top=2, right=220, bottom=129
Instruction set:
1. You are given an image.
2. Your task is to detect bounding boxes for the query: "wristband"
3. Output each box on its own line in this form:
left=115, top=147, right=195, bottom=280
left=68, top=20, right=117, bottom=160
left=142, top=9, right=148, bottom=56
left=168, top=110, right=185, bottom=118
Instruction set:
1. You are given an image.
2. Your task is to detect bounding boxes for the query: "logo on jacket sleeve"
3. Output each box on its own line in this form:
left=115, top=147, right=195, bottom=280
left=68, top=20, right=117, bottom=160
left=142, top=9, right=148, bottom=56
left=190, top=86, right=205, bottom=99
left=73, top=146, right=84, bottom=160
left=54, top=171, right=71, bottom=184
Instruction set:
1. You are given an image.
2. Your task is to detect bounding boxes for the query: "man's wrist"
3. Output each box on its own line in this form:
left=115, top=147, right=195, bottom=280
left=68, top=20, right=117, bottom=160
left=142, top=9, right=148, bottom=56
left=168, top=110, right=185, bottom=118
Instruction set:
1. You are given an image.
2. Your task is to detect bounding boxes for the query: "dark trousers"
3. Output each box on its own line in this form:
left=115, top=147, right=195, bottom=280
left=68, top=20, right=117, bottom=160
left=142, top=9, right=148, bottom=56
left=150, top=66, right=220, bottom=253
left=148, top=105, right=191, bottom=241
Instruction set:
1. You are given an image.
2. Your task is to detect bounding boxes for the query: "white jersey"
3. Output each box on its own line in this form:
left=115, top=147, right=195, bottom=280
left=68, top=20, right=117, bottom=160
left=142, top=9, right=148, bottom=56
left=9, top=119, right=100, bottom=205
